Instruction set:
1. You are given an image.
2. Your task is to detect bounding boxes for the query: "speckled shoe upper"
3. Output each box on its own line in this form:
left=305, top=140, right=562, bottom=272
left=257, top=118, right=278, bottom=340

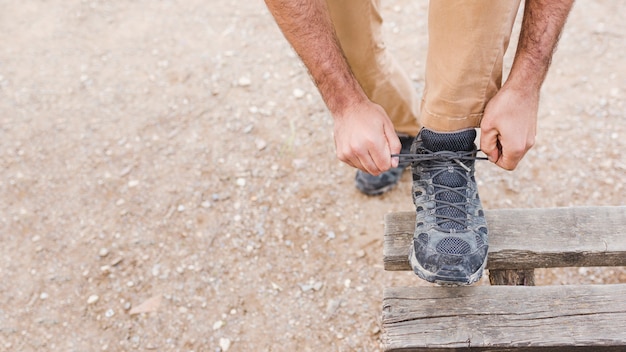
left=407, top=128, right=488, bottom=285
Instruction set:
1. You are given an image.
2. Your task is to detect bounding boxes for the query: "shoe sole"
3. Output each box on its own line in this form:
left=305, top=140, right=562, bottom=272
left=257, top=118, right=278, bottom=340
left=408, top=245, right=487, bottom=286
left=355, top=181, right=398, bottom=196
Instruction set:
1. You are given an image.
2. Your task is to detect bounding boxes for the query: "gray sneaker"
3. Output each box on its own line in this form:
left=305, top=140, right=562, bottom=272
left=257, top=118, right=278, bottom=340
left=407, top=128, right=488, bottom=285
left=355, top=135, right=413, bottom=196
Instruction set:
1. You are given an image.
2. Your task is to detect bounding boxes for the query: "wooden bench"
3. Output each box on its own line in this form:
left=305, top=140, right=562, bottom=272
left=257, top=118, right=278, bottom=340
left=382, top=206, right=626, bottom=351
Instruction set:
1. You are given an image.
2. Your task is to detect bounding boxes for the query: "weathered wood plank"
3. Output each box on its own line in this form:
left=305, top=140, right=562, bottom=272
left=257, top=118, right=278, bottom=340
left=384, top=206, right=626, bottom=271
left=382, top=284, right=626, bottom=351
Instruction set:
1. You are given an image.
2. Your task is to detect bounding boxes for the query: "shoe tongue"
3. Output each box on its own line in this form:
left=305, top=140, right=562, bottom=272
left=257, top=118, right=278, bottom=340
left=420, top=129, right=476, bottom=231
left=420, top=129, right=476, bottom=152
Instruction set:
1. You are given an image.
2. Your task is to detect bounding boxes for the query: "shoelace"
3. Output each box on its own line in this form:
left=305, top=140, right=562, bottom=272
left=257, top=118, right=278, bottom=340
left=392, top=150, right=488, bottom=171
left=392, top=149, right=488, bottom=231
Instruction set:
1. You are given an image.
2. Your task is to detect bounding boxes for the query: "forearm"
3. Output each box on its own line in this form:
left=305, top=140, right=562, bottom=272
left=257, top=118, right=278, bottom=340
left=264, top=0, right=367, bottom=116
left=480, top=0, right=574, bottom=170
left=506, top=0, right=574, bottom=93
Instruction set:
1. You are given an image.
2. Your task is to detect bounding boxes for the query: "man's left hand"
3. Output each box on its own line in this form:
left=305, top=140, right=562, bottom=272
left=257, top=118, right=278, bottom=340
left=480, top=86, right=539, bottom=171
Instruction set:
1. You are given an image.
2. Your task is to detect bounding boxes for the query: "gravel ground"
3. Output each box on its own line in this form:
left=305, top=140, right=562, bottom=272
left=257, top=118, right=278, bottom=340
left=0, top=1, right=624, bottom=351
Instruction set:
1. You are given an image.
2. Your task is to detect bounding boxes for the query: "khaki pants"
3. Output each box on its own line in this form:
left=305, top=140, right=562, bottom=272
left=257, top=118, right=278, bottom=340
left=326, top=0, right=521, bottom=135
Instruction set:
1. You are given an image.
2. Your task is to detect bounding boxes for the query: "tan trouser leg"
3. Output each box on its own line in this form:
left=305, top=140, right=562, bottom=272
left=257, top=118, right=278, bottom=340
left=325, top=0, right=421, bottom=136
left=421, top=0, right=522, bottom=132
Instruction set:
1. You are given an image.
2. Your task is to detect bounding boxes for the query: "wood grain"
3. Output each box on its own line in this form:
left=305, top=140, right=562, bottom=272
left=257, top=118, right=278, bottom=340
left=384, top=206, right=626, bottom=271
left=383, top=284, right=626, bottom=351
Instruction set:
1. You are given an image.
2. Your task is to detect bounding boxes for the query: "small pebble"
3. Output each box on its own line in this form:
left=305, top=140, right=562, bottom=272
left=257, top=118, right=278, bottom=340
left=243, top=124, right=254, bottom=134
left=98, top=248, right=109, bottom=257
left=236, top=178, right=246, bottom=187
left=293, top=88, right=305, bottom=98
left=219, top=338, right=231, bottom=351
left=105, top=309, right=115, bottom=318
left=292, top=159, right=307, bottom=170
left=237, top=77, right=251, bottom=87
left=255, top=139, right=267, bottom=151
left=213, top=320, right=225, bottom=330
left=610, top=88, right=620, bottom=98
left=87, top=295, right=99, bottom=305
left=313, top=281, right=324, bottom=291
left=40, top=292, right=49, bottom=300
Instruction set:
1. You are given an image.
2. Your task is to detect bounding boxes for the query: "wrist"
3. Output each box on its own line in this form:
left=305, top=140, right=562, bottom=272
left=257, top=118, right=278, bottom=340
left=502, top=69, right=542, bottom=100
left=319, top=75, right=369, bottom=118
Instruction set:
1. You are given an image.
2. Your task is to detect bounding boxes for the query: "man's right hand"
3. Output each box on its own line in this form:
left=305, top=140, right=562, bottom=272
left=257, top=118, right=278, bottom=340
left=264, top=0, right=400, bottom=174
left=333, top=101, right=401, bottom=176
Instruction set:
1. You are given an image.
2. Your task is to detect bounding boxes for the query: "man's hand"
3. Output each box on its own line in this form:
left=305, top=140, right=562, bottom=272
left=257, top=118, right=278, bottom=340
left=480, top=86, right=538, bottom=170
left=264, top=0, right=401, bottom=174
left=480, top=0, right=573, bottom=171
left=334, top=101, right=401, bottom=175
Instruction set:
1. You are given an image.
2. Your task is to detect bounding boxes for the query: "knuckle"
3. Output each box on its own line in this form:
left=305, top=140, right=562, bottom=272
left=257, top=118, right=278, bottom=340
left=336, top=150, right=349, bottom=162
left=500, top=161, right=516, bottom=171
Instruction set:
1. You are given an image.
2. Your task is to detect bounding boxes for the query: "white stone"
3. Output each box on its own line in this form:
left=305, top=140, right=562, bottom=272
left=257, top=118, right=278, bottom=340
left=213, top=320, right=225, bottom=330
left=238, top=77, right=251, bottom=87
left=219, top=338, right=231, bottom=351
left=255, top=139, right=267, bottom=151
left=293, top=88, right=305, bottom=98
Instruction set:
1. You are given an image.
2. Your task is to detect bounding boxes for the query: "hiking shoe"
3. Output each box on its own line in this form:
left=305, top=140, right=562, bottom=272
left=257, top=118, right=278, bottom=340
left=408, top=128, right=488, bottom=285
left=355, top=135, right=413, bottom=196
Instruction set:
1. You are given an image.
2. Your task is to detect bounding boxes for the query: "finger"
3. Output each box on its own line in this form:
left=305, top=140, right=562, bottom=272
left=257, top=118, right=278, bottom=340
left=359, top=151, right=384, bottom=176
left=337, top=143, right=381, bottom=175
left=336, top=146, right=360, bottom=170
left=479, top=128, right=501, bottom=163
left=384, top=126, right=401, bottom=169
left=367, top=136, right=393, bottom=173
left=373, top=144, right=392, bottom=173
left=342, top=141, right=381, bottom=175
left=496, top=152, right=519, bottom=171
left=496, top=145, right=526, bottom=171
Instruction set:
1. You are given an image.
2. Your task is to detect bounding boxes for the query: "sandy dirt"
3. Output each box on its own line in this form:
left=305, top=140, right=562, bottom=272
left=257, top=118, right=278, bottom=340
left=1, top=0, right=625, bottom=351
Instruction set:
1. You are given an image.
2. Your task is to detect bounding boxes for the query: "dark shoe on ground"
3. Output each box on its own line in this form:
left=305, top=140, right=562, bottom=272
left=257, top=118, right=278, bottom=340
left=408, top=128, right=488, bottom=285
left=355, top=135, right=413, bottom=196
